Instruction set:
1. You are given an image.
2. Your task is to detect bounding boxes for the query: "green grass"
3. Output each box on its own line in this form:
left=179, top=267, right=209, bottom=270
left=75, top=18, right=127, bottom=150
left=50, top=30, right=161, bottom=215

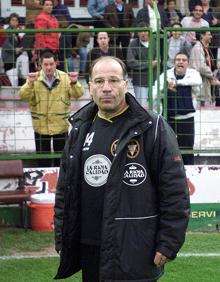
left=0, top=227, right=54, bottom=255
left=0, top=228, right=220, bottom=281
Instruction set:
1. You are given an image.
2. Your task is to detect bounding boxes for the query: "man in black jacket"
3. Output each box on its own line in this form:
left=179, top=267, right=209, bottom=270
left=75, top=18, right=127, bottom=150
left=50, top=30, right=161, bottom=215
left=54, top=56, right=190, bottom=282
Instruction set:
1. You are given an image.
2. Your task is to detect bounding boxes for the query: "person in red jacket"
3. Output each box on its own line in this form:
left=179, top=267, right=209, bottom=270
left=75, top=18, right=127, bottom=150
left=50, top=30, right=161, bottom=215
left=35, top=0, right=59, bottom=54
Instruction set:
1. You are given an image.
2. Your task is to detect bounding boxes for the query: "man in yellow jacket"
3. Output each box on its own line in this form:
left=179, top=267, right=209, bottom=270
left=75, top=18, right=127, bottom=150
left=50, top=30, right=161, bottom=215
left=19, top=50, right=84, bottom=167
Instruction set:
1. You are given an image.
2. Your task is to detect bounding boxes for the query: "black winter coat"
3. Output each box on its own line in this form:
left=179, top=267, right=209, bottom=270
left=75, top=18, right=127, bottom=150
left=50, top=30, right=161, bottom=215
left=54, top=93, right=190, bottom=281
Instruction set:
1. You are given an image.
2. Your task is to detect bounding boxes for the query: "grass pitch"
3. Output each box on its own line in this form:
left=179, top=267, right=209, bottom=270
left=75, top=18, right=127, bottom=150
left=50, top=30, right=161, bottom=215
left=0, top=228, right=220, bottom=282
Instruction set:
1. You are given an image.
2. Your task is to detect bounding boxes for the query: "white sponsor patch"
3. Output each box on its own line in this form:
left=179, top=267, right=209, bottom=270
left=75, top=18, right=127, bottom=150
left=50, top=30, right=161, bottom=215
left=123, top=163, right=147, bottom=186
left=84, top=154, right=111, bottom=187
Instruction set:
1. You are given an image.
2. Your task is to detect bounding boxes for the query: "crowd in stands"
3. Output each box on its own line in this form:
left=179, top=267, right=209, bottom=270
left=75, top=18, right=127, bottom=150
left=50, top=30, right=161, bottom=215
left=0, top=0, right=219, bottom=105
left=0, top=0, right=220, bottom=164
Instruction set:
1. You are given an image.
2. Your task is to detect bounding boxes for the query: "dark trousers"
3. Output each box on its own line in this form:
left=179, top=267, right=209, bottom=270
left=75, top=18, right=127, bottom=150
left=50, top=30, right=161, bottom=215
left=34, top=132, right=67, bottom=167
left=80, top=244, right=157, bottom=282
left=80, top=244, right=101, bottom=282
left=92, top=19, right=105, bottom=48
left=168, top=117, right=195, bottom=165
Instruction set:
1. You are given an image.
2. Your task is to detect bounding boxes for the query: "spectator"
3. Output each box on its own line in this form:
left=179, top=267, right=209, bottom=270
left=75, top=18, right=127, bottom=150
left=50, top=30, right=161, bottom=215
left=58, top=20, right=91, bottom=76
left=69, top=23, right=92, bottom=77
left=189, top=31, right=220, bottom=105
left=201, top=0, right=215, bottom=25
left=52, top=0, right=72, bottom=25
left=24, top=0, right=43, bottom=72
left=188, top=0, right=217, bottom=12
left=54, top=56, right=190, bottom=282
left=103, top=0, right=135, bottom=60
left=57, top=16, right=74, bottom=72
left=165, top=0, right=184, bottom=25
left=181, top=4, right=209, bottom=44
left=87, top=0, right=110, bottom=47
left=25, top=0, right=42, bottom=28
left=127, top=22, right=157, bottom=107
left=2, top=13, right=28, bottom=86
left=167, top=22, right=192, bottom=68
left=0, top=19, right=7, bottom=73
left=211, top=6, right=220, bottom=63
left=213, top=60, right=220, bottom=106
left=153, top=52, right=202, bottom=164
left=88, top=0, right=110, bottom=28
left=85, top=32, right=123, bottom=82
left=136, top=0, right=169, bottom=31
left=19, top=51, right=84, bottom=167
left=202, top=0, right=220, bottom=63
left=35, top=0, right=59, bottom=54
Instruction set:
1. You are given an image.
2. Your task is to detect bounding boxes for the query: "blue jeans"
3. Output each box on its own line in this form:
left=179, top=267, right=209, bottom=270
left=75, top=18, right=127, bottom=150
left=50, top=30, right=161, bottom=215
left=133, top=86, right=149, bottom=108
left=66, top=47, right=87, bottom=73
left=78, top=47, right=87, bottom=73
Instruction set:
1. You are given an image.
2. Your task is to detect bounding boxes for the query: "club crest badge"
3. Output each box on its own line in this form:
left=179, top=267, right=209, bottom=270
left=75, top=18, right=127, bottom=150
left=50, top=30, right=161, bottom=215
left=123, top=163, right=147, bottom=186
left=111, top=139, right=140, bottom=158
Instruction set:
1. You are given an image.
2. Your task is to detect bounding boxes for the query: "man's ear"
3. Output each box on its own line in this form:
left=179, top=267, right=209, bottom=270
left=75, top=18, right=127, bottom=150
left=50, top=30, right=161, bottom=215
left=89, top=81, right=93, bottom=97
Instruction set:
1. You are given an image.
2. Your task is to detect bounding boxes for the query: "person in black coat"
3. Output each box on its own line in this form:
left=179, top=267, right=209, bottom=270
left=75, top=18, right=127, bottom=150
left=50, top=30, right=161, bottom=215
left=54, top=56, right=190, bottom=282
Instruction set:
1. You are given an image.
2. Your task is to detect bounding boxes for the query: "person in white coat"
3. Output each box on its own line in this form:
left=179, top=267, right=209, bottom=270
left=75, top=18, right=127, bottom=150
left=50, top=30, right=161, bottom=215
left=153, top=52, right=202, bottom=164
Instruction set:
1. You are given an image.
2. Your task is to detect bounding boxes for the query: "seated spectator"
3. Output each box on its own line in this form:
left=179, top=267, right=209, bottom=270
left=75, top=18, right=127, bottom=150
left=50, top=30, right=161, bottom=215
left=181, top=4, right=209, bottom=44
left=87, top=0, right=109, bottom=47
left=126, top=22, right=157, bottom=107
left=35, top=0, right=59, bottom=55
left=103, top=0, right=135, bottom=60
left=24, top=1, right=43, bottom=72
left=58, top=18, right=91, bottom=76
left=52, top=0, right=72, bottom=25
left=2, top=13, right=29, bottom=86
left=85, top=32, right=123, bottom=83
left=25, top=0, right=42, bottom=28
left=135, top=0, right=169, bottom=31
left=189, top=31, right=220, bottom=106
left=165, top=0, right=184, bottom=25
left=168, top=22, right=192, bottom=68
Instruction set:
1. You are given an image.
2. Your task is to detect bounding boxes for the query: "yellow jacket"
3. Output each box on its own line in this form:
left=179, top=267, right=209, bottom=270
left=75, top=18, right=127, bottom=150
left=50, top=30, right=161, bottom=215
left=19, top=69, right=84, bottom=135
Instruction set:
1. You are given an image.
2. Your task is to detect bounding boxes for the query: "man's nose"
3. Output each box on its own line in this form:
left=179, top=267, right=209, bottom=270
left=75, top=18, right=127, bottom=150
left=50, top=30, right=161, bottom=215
left=102, top=80, right=112, bottom=90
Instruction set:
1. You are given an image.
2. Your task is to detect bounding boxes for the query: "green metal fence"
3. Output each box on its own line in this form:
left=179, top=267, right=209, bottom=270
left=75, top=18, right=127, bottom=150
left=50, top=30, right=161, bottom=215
left=0, top=21, right=220, bottom=161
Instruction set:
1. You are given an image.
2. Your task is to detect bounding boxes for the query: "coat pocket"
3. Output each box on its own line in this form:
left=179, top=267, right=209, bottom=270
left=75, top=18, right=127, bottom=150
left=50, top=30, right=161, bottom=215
left=114, top=215, right=161, bottom=279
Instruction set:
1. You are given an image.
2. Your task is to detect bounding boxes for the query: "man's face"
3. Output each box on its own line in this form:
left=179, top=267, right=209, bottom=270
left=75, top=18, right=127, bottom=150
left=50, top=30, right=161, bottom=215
left=138, top=30, right=149, bottom=42
left=202, top=31, right=212, bottom=44
left=172, top=24, right=182, bottom=39
left=41, top=57, right=57, bottom=78
left=43, top=0, right=53, bottom=14
left=167, top=1, right=176, bottom=10
left=97, top=32, right=110, bottom=49
left=193, top=5, right=203, bottom=20
left=175, top=54, right=189, bottom=75
left=9, top=17, right=19, bottom=28
left=89, top=59, right=128, bottom=115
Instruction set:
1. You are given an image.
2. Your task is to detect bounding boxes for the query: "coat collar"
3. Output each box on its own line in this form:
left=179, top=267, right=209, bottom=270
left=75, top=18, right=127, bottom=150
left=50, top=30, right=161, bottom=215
left=68, top=92, right=154, bottom=128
